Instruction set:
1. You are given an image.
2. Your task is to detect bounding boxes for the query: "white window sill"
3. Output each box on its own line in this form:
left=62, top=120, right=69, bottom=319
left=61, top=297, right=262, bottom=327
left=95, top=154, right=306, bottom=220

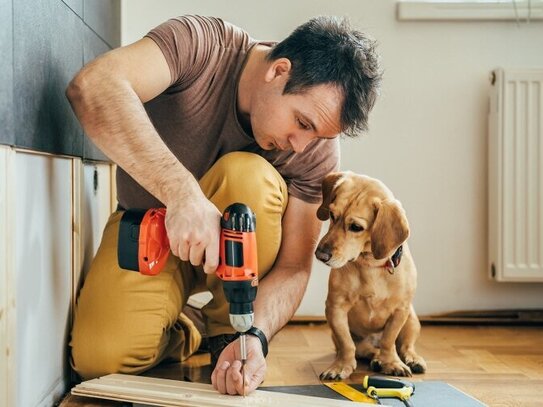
left=397, top=1, right=543, bottom=21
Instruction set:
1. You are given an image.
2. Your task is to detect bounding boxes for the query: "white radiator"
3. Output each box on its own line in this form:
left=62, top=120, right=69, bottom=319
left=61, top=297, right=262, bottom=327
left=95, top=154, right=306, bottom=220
left=489, top=68, right=543, bottom=282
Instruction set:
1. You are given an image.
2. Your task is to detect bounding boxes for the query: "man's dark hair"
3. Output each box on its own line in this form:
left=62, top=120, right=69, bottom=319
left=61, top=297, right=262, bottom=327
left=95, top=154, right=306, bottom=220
left=267, top=16, right=382, bottom=137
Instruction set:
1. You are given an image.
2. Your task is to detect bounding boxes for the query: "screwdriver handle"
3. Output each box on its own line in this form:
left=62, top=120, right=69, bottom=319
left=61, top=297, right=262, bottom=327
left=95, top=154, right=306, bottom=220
left=367, top=386, right=414, bottom=401
left=363, top=375, right=415, bottom=391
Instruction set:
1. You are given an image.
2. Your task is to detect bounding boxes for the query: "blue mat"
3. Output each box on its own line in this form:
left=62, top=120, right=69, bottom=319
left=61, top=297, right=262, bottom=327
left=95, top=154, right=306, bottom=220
left=261, top=382, right=486, bottom=407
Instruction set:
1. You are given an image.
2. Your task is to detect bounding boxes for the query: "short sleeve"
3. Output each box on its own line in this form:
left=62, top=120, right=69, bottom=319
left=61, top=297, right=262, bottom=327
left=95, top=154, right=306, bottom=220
left=286, top=138, right=340, bottom=203
left=145, top=15, right=249, bottom=88
left=252, top=138, right=341, bottom=205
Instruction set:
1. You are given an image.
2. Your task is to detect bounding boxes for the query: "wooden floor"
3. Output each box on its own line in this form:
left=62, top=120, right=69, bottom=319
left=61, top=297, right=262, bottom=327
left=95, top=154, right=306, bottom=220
left=61, top=323, right=543, bottom=407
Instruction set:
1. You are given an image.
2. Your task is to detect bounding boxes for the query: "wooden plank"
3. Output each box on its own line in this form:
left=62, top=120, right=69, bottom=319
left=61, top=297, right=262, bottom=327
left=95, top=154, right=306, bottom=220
left=72, top=374, right=369, bottom=407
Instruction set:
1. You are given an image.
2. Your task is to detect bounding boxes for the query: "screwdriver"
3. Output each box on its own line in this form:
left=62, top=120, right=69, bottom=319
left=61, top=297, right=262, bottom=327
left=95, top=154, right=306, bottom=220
left=363, top=375, right=415, bottom=407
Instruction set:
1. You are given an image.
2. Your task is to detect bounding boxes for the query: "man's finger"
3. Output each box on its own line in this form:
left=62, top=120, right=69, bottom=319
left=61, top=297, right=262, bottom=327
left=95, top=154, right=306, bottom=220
left=211, top=367, right=217, bottom=388
left=214, top=360, right=230, bottom=394
left=168, top=238, right=179, bottom=257
left=203, top=236, right=219, bottom=274
left=244, top=359, right=266, bottom=394
left=188, top=242, right=204, bottom=266
left=246, top=371, right=264, bottom=394
left=178, top=240, right=189, bottom=261
left=227, top=360, right=242, bottom=395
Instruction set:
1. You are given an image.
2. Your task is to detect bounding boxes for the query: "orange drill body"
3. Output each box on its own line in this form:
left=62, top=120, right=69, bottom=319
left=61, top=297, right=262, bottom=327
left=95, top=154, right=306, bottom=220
left=118, top=203, right=258, bottom=333
left=215, top=204, right=258, bottom=333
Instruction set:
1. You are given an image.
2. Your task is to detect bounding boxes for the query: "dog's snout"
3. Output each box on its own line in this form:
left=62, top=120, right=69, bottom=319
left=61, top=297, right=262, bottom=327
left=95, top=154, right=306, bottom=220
left=315, top=246, right=332, bottom=263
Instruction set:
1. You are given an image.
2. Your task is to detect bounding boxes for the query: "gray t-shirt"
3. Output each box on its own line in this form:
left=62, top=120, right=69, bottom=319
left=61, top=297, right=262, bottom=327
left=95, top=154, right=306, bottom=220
left=116, top=15, right=340, bottom=209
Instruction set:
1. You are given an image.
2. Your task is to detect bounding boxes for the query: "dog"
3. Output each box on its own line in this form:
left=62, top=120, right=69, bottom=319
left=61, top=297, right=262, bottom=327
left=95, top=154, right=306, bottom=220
left=315, top=171, right=426, bottom=379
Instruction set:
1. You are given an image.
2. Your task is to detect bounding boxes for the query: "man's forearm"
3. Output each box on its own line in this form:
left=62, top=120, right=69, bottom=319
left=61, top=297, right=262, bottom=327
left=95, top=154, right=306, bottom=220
left=66, top=70, right=199, bottom=206
left=253, top=265, right=311, bottom=341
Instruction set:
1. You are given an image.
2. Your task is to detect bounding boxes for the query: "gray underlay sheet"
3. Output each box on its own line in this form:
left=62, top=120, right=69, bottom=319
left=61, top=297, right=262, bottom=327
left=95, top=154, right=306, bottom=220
left=261, top=382, right=486, bottom=407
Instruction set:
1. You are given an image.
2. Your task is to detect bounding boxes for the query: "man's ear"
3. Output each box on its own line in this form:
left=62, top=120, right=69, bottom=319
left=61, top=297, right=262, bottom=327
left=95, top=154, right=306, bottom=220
left=265, top=57, right=291, bottom=83
left=370, top=199, right=410, bottom=260
left=317, top=172, right=345, bottom=221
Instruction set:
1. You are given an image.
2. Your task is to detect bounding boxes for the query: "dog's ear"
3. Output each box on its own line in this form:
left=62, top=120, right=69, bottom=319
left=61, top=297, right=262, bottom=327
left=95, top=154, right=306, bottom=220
left=370, top=199, right=410, bottom=260
left=317, top=172, right=345, bottom=221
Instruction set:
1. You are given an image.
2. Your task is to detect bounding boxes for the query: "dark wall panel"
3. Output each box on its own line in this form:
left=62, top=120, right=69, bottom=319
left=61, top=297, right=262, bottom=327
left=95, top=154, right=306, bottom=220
left=82, top=26, right=109, bottom=161
left=0, top=0, right=14, bottom=145
left=62, top=0, right=83, bottom=18
left=14, top=0, right=84, bottom=156
left=5, top=0, right=118, bottom=160
left=84, top=0, right=121, bottom=48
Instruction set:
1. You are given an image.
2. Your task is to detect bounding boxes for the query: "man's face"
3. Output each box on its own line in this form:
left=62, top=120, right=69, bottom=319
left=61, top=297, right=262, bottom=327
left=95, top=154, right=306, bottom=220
left=250, top=74, right=343, bottom=153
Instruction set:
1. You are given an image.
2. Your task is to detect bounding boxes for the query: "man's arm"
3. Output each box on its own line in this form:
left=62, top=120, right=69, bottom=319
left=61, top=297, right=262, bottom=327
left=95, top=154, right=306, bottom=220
left=66, top=38, right=221, bottom=273
left=211, top=196, right=322, bottom=395
left=253, top=196, right=321, bottom=339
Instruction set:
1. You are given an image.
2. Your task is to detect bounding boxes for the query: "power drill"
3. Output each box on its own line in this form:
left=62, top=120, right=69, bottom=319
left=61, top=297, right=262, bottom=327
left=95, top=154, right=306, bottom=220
left=117, top=203, right=258, bottom=382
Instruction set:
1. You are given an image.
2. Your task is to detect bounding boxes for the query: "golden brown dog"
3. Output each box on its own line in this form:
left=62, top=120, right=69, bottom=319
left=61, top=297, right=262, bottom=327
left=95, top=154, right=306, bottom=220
left=315, top=172, right=426, bottom=379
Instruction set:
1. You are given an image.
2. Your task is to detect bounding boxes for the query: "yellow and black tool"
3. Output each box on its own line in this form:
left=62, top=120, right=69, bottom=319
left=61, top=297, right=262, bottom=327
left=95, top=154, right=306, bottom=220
left=323, top=382, right=378, bottom=404
left=363, top=375, right=415, bottom=407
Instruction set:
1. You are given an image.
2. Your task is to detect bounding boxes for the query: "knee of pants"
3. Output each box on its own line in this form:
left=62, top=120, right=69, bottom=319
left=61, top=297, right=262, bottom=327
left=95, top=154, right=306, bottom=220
left=200, top=152, right=288, bottom=272
left=203, top=152, right=287, bottom=213
left=71, top=318, right=170, bottom=380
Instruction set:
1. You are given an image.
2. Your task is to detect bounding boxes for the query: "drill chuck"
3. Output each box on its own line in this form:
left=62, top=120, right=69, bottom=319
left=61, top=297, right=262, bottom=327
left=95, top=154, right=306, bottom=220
left=223, top=279, right=257, bottom=333
left=230, top=313, right=254, bottom=333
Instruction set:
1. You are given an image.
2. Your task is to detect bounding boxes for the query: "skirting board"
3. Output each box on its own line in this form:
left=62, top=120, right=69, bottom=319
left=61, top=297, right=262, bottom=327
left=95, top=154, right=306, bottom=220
left=71, top=374, right=373, bottom=407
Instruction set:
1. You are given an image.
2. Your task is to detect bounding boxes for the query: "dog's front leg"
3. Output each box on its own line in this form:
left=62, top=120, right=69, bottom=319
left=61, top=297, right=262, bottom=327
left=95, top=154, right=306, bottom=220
left=371, top=308, right=412, bottom=376
left=320, top=301, right=357, bottom=380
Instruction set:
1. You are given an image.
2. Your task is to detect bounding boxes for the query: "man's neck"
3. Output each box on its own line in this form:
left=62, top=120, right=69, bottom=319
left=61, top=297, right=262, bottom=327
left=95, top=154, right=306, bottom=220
left=237, top=45, right=270, bottom=134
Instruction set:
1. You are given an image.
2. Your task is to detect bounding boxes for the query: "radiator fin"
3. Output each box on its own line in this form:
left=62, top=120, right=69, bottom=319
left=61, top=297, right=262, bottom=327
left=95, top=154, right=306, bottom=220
left=489, top=68, right=543, bottom=281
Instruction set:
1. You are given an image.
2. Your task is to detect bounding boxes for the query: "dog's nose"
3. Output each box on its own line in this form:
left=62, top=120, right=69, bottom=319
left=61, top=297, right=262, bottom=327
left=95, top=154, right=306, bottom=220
left=315, top=247, right=332, bottom=263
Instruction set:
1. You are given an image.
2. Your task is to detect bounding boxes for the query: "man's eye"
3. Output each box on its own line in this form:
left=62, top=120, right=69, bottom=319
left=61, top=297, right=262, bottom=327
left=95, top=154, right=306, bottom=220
left=296, top=118, right=310, bottom=130
left=349, top=223, right=364, bottom=232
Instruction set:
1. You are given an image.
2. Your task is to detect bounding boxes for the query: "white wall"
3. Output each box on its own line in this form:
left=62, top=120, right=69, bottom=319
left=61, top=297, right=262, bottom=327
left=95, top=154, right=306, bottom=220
left=121, top=0, right=543, bottom=316
left=0, top=148, right=114, bottom=407
left=15, top=152, right=73, bottom=407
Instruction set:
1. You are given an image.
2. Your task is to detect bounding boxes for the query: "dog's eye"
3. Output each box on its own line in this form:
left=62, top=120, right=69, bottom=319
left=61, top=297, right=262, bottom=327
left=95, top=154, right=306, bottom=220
left=349, top=223, right=364, bottom=232
left=329, top=213, right=336, bottom=222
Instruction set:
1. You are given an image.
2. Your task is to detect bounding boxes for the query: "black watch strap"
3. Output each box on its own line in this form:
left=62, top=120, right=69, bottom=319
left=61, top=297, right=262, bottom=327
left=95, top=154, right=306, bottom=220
left=247, top=326, right=268, bottom=357
left=234, top=327, right=268, bottom=357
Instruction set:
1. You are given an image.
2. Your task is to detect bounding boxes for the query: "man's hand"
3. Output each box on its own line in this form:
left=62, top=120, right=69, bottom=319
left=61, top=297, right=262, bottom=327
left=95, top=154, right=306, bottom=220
left=165, top=193, right=222, bottom=274
left=211, top=336, right=266, bottom=395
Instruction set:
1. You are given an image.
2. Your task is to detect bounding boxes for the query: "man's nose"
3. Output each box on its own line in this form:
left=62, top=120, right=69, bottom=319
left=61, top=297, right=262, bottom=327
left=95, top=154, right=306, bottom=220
left=289, top=133, right=314, bottom=153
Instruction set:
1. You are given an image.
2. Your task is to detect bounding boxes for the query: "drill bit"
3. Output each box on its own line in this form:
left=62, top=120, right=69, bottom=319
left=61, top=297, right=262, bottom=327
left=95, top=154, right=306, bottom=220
left=240, top=332, right=247, bottom=397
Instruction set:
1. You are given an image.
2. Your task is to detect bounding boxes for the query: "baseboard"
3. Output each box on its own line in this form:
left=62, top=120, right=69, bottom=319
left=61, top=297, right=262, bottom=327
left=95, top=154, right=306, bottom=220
left=419, top=309, right=543, bottom=325
left=292, top=309, right=543, bottom=325
left=290, top=316, right=327, bottom=323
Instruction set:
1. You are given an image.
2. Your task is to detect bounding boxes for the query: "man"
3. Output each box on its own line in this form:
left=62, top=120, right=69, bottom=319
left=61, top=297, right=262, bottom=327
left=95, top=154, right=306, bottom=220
left=66, top=15, right=381, bottom=396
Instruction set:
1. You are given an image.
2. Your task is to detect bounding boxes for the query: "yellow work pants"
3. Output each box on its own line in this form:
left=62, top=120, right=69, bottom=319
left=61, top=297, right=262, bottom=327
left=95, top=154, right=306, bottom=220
left=70, top=152, right=288, bottom=379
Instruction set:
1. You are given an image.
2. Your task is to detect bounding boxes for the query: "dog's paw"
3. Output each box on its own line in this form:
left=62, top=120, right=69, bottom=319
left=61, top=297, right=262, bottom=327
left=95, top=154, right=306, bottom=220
left=404, top=355, right=427, bottom=374
left=319, top=359, right=356, bottom=381
left=400, top=351, right=426, bottom=373
left=370, top=358, right=412, bottom=377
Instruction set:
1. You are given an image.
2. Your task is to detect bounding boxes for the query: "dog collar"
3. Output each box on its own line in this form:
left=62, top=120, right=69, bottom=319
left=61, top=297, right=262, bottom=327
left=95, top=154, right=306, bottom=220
left=381, top=245, right=403, bottom=274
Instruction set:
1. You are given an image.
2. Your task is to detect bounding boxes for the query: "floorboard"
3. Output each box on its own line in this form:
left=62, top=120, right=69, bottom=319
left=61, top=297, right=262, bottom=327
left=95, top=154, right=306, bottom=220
left=60, top=323, right=543, bottom=407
